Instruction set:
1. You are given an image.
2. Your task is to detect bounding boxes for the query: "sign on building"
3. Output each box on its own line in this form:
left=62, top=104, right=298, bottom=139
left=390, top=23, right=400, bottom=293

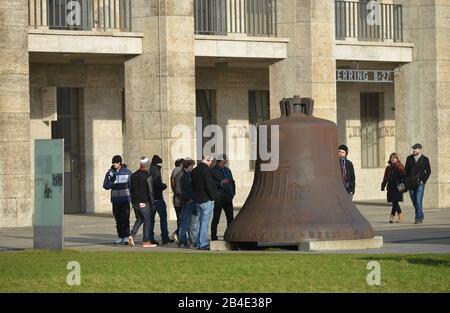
left=336, top=69, right=394, bottom=83
left=42, top=87, right=57, bottom=121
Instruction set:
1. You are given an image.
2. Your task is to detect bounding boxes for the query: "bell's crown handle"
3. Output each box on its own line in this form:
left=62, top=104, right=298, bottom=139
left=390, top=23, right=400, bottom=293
left=279, top=96, right=314, bottom=117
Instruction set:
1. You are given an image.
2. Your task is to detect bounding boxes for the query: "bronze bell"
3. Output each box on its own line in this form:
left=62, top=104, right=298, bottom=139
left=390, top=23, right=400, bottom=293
left=224, top=96, right=375, bottom=246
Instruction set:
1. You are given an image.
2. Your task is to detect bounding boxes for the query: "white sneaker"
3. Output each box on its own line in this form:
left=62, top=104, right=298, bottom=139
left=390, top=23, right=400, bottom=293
left=121, top=237, right=128, bottom=245
left=115, top=238, right=123, bottom=245
left=143, top=242, right=157, bottom=248
left=128, top=236, right=135, bottom=247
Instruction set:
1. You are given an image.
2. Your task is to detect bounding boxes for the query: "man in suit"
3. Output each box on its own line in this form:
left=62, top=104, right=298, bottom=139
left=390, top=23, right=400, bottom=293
left=405, top=143, right=431, bottom=224
left=338, top=145, right=356, bottom=198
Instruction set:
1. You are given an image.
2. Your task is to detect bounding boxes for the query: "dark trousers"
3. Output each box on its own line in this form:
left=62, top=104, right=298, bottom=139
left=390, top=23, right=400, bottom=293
left=390, top=201, right=402, bottom=216
left=149, top=199, right=170, bottom=242
left=130, top=203, right=152, bottom=242
left=112, top=202, right=130, bottom=238
left=174, top=206, right=182, bottom=235
left=211, top=200, right=234, bottom=240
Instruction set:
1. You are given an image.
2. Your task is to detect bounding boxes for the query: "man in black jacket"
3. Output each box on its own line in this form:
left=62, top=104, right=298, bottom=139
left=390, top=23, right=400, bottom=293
left=174, top=158, right=197, bottom=248
left=405, top=143, right=431, bottom=224
left=129, top=157, right=156, bottom=248
left=149, top=155, right=172, bottom=245
left=338, top=145, right=356, bottom=198
left=211, top=155, right=236, bottom=241
left=191, top=155, right=219, bottom=250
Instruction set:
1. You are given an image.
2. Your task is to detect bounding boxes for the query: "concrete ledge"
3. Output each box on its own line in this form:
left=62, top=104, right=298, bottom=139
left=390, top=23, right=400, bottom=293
left=336, top=40, right=413, bottom=63
left=298, top=236, right=383, bottom=252
left=195, top=35, right=288, bottom=59
left=28, top=31, right=143, bottom=55
left=210, top=240, right=234, bottom=251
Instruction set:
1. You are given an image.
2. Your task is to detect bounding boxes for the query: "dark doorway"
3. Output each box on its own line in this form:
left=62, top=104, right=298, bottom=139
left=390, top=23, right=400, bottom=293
left=51, top=88, right=82, bottom=214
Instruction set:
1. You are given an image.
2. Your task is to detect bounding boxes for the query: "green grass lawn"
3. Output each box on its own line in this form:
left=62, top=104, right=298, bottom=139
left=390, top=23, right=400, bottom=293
left=0, top=250, right=449, bottom=292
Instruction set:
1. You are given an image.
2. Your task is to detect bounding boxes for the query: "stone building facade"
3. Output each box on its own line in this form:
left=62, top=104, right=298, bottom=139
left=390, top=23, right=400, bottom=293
left=0, top=0, right=449, bottom=227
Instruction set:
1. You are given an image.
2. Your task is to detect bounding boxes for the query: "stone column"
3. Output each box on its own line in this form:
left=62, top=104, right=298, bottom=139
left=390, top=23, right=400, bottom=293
left=270, top=0, right=337, bottom=122
left=125, top=0, right=196, bottom=220
left=395, top=1, right=450, bottom=209
left=0, top=0, right=31, bottom=227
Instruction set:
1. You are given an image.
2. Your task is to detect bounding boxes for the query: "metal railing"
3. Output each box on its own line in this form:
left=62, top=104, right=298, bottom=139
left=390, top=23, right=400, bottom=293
left=194, top=0, right=277, bottom=37
left=335, top=1, right=403, bottom=42
left=28, top=0, right=132, bottom=31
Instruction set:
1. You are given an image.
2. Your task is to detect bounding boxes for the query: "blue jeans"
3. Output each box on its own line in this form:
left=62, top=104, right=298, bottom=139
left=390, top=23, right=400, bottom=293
left=190, top=207, right=199, bottom=245
left=178, top=201, right=196, bottom=246
left=149, top=199, right=170, bottom=242
left=196, top=200, right=214, bottom=248
left=131, top=202, right=152, bottom=242
left=409, top=183, right=425, bottom=221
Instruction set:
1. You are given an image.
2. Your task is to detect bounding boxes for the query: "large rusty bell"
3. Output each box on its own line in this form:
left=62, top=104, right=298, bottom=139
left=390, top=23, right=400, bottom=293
left=224, top=96, right=375, bottom=246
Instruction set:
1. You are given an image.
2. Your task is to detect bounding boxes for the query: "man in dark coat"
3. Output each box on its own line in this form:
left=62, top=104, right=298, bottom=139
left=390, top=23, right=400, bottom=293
left=149, top=155, right=172, bottom=245
left=129, top=157, right=157, bottom=248
left=210, top=154, right=236, bottom=241
left=405, top=143, right=431, bottom=224
left=170, top=158, right=184, bottom=242
left=338, top=145, right=356, bottom=197
left=174, top=158, right=197, bottom=248
left=191, top=155, right=219, bottom=250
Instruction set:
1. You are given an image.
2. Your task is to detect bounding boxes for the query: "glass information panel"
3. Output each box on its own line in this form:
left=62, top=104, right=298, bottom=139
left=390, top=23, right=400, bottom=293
left=34, top=139, right=64, bottom=227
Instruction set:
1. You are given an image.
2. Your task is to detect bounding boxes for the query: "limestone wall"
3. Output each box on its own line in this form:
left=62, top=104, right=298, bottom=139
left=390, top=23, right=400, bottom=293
left=0, top=0, right=31, bottom=227
left=196, top=67, right=270, bottom=207
left=30, top=63, right=124, bottom=214
left=124, top=0, right=196, bottom=221
left=270, top=0, right=337, bottom=122
left=337, top=82, right=396, bottom=201
left=395, top=0, right=450, bottom=209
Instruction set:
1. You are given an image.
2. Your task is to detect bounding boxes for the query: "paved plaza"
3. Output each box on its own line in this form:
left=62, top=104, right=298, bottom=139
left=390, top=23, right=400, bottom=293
left=1, top=202, right=449, bottom=254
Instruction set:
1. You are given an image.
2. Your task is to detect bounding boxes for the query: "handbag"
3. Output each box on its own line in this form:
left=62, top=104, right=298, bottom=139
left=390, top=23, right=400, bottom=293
left=397, top=182, right=407, bottom=193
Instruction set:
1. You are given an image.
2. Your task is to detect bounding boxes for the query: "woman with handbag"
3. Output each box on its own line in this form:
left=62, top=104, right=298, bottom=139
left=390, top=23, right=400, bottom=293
left=381, top=153, right=406, bottom=223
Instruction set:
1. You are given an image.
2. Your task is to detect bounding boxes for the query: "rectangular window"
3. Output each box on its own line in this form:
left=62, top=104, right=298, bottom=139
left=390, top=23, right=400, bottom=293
left=360, top=93, right=380, bottom=168
left=249, top=90, right=270, bottom=169
left=196, top=90, right=217, bottom=152
left=249, top=90, right=270, bottom=125
left=194, top=0, right=227, bottom=35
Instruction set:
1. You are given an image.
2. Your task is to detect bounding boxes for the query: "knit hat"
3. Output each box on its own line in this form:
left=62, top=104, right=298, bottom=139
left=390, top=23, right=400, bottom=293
left=151, top=155, right=163, bottom=165
left=112, top=155, right=122, bottom=164
left=411, top=143, right=422, bottom=150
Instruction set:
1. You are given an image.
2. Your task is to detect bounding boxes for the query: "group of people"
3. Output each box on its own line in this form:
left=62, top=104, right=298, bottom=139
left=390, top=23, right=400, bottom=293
left=338, top=143, right=431, bottom=225
left=103, top=142, right=431, bottom=248
left=103, top=154, right=236, bottom=250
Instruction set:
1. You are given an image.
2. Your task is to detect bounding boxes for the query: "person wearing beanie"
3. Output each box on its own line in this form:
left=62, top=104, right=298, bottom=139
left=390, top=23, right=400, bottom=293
left=338, top=145, right=355, bottom=198
left=405, top=143, right=431, bottom=224
left=148, top=155, right=173, bottom=245
left=128, top=157, right=157, bottom=248
left=103, top=155, right=132, bottom=245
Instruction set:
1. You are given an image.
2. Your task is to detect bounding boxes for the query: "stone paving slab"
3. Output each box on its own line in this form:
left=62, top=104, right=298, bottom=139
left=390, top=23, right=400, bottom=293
left=0, top=203, right=449, bottom=254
